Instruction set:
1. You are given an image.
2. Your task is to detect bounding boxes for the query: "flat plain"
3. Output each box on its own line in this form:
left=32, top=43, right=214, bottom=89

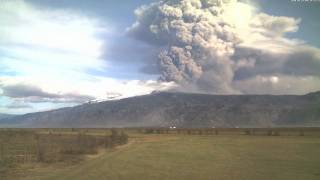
left=3, top=129, right=320, bottom=180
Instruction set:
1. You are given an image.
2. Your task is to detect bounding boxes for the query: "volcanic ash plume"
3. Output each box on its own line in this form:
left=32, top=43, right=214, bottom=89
left=127, top=0, right=245, bottom=93
left=128, top=0, right=319, bottom=94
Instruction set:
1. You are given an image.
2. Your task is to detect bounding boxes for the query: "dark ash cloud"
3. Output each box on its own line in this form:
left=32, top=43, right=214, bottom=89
left=127, top=0, right=320, bottom=94
left=0, top=84, right=95, bottom=104
left=1, top=84, right=58, bottom=98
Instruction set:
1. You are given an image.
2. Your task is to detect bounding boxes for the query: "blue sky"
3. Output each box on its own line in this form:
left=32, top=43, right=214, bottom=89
left=257, top=0, right=320, bottom=47
left=1, top=0, right=320, bottom=114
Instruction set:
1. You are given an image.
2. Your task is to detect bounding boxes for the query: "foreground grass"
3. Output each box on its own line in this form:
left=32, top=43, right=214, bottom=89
left=11, top=134, right=320, bottom=180
left=0, top=129, right=128, bottom=180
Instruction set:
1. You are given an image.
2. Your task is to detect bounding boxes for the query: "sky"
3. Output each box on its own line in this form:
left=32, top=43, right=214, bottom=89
left=0, top=0, right=320, bottom=114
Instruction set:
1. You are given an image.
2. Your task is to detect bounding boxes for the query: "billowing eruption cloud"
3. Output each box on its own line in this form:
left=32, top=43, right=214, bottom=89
left=128, top=0, right=320, bottom=94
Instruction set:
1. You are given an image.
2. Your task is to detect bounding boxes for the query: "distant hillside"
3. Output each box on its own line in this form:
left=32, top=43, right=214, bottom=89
left=0, top=113, right=17, bottom=126
left=2, top=92, right=320, bottom=128
left=0, top=113, right=14, bottom=120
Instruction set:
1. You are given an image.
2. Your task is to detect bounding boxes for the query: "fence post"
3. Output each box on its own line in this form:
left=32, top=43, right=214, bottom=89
left=35, top=134, right=44, bottom=162
left=0, top=140, right=3, bottom=161
left=215, top=130, right=219, bottom=135
left=299, top=130, right=304, bottom=136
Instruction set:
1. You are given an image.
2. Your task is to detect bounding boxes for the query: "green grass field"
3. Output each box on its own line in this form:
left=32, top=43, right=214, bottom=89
left=9, top=134, right=320, bottom=180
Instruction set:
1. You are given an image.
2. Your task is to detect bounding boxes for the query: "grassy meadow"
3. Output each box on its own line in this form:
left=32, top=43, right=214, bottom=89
left=1, top=128, right=320, bottom=180
left=0, top=128, right=128, bottom=179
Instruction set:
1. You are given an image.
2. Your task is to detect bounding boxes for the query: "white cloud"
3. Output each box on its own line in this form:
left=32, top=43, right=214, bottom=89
left=0, top=0, right=105, bottom=57
left=233, top=75, right=320, bottom=95
left=0, top=75, right=176, bottom=104
left=0, top=0, right=107, bottom=74
left=0, top=0, right=174, bottom=113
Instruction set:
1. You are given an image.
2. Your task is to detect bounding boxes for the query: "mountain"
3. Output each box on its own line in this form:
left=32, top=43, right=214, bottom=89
left=0, top=113, right=15, bottom=120
left=2, top=92, right=320, bottom=128
left=0, top=113, right=17, bottom=126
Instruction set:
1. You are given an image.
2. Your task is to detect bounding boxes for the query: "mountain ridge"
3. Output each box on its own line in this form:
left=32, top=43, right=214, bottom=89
left=2, top=91, right=320, bottom=128
left=0, top=113, right=15, bottom=120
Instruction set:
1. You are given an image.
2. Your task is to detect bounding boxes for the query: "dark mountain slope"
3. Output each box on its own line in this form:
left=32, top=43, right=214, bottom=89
left=0, top=113, right=14, bottom=120
left=3, top=92, right=320, bottom=128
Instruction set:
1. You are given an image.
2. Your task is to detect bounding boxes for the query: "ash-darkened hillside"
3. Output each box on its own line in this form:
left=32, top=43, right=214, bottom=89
left=0, top=113, right=14, bottom=120
left=2, top=92, right=320, bottom=128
